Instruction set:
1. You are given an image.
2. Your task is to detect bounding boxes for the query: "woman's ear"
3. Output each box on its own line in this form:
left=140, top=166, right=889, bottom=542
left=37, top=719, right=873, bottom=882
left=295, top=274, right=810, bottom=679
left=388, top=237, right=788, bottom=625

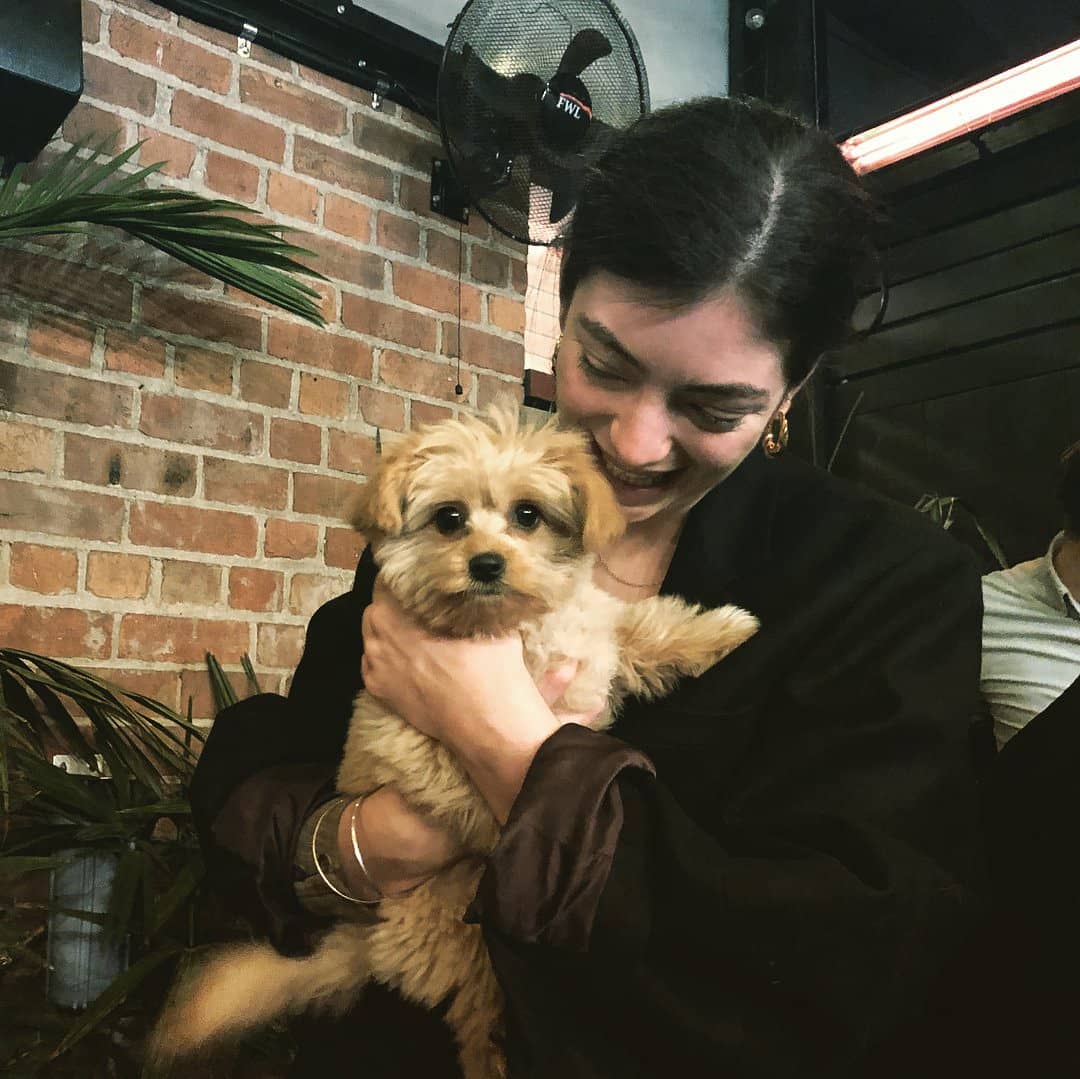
left=347, top=439, right=415, bottom=537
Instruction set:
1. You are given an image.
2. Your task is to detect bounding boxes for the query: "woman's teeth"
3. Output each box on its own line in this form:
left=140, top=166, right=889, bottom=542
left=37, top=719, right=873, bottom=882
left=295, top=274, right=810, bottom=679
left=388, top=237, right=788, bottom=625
left=601, top=454, right=676, bottom=488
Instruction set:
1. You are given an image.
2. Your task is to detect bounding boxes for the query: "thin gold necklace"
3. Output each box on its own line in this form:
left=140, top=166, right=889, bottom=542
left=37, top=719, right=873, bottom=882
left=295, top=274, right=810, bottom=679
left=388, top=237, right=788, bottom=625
left=596, top=553, right=665, bottom=589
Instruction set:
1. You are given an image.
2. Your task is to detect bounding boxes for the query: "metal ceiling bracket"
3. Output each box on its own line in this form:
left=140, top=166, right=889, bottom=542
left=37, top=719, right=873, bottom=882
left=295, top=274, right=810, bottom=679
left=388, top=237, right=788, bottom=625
left=237, top=22, right=258, bottom=57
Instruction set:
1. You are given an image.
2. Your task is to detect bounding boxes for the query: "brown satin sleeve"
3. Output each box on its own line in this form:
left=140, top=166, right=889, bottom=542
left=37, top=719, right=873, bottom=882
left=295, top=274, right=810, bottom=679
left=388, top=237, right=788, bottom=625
left=209, top=763, right=337, bottom=955
left=472, top=723, right=655, bottom=952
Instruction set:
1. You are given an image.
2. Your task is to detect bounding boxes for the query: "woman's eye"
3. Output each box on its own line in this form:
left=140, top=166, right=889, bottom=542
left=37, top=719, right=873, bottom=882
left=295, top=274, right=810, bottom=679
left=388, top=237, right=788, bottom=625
left=512, top=503, right=541, bottom=530
left=434, top=505, right=466, bottom=534
left=577, top=352, right=627, bottom=383
left=684, top=407, right=744, bottom=433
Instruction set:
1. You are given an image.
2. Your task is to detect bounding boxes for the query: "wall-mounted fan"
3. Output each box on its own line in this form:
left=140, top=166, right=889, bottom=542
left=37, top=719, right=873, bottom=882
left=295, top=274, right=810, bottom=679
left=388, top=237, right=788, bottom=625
left=436, top=0, right=649, bottom=246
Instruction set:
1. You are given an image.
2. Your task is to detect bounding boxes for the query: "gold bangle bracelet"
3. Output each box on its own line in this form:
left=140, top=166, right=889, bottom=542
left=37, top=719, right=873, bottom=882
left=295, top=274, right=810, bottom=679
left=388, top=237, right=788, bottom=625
left=311, top=797, right=380, bottom=906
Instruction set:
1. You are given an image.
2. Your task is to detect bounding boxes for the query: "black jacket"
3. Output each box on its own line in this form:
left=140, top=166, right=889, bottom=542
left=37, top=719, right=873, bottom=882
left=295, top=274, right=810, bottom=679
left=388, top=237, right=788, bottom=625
left=190, top=447, right=987, bottom=1078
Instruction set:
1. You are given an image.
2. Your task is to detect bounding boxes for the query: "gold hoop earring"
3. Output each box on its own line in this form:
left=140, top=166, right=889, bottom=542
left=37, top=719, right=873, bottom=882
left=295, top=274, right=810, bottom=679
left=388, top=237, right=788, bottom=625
left=762, top=410, right=789, bottom=457
left=548, top=335, right=561, bottom=414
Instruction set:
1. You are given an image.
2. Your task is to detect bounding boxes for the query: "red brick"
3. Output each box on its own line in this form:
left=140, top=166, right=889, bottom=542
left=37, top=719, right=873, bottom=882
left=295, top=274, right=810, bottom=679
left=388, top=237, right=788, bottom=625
left=104, top=329, right=167, bottom=377
left=324, top=194, right=372, bottom=243
left=293, top=136, right=393, bottom=201
left=105, top=668, right=182, bottom=713
left=139, top=394, right=262, bottom=453
left=204, top=151, right=260, bottom=203
left=135, top=126, right=197, bottom=179
left=442, top=325, right=524, bottom=377
left=269, top=418, right=321, bottom=464
left=393, top=264, right=480, bottom=320
left=111, top=16, right=234, bottom=94
left=0, top=421, right=54, bottom=474
left=139, top=288, right=263, bottom=351
left=10, top=544, right=78, bottom=594
left=64, top=433, right=197, bottom=497
left=376, top=212, right=419, bottom=256
left=239, top=359, right=292, bottom=408
left=239, top=69, right=347, bottom=134
left=203, top=458, right=289, bottom=510
left=470, top=247, right=510, bottom=288
left=229, top=566, right=283, bottom=611
left=130, top=502, right=258, bottom=557
left=510, top=256, right=527, bottom=294
left=398, top=174, right=441, bottom=224
left=288, top=573, right=348, bottom=615
left=487, top=295, right=525, bottom=335
left=175, top=16, right=236, bottom=48
left=267, top=173, right=319, bottom=223
left=0, top=360, right=134, bottom=428
left=340, top=296, right=436, bottom=351
left=358, top=387, right=405, bottom=431
left=173, top=345, right=235, bottom=394
left=256, top=623, right=305, bottom=668
left=266, top=321, right=373, bottom=378
left=297, top=233, right=383, bottom=290
left=426, top=229, right=462, bottom=273
left=82, top=53, right=156, bottom=115
left=265, top=518, right=319, bottom=559
left=161, top=560, right=221, bottom=605
left=410, top=401, right=454, bottom=428
left=0, top=478, right=123, bottom=541
left=1, top=248, right=133, bottom=322
left=86, top=551, right=151, bottom=599
left=63, top=101, right=129, bottom=150
left=326, top=431, right=377, bottom=477
left=114, top=0, right=172, bottom=21
left=0, top=310, right=25, bottom=344
left=325, top=527, right=366, bottom=570
left=293, top=472, right=361, bottom=515
left=297, top=64, right=374, bottom=104
left=28, top=313, right=96, bottom=368
left=298, top=373, right=349, bottom=419
left=119, top=614, right=250, bottom=664
left=477, top=374, right=523, bottom=410
left=172, top=90, right=285, bottom=162
left=82, top=0, right=102, bottom=41
left=0, top=606, right=112, bottom=659
left=352, top=110, right=438, bottom=171
left=378, top=349, right=471, bottom=402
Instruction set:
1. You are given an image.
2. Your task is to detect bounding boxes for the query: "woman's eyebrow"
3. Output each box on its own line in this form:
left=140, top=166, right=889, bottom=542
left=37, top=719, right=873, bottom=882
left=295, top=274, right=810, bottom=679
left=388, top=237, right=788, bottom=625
left=576, top=313, right=771, bottom=403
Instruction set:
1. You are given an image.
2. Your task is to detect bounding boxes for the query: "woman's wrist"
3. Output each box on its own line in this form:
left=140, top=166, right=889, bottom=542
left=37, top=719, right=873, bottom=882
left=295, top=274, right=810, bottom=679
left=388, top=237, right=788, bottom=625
left=446, top=681, right=560, bottom=824
left=335, top=788, right=457, bottom=899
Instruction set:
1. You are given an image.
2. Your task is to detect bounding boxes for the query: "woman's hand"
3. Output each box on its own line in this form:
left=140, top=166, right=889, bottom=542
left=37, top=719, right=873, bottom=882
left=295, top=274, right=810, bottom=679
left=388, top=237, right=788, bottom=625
left=360, top=577, right=602, bottom=821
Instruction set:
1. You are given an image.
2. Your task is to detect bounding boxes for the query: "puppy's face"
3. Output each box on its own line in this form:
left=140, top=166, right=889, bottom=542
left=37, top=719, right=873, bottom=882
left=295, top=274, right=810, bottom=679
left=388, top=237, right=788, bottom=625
left=350, top=405, right=624, bottom=636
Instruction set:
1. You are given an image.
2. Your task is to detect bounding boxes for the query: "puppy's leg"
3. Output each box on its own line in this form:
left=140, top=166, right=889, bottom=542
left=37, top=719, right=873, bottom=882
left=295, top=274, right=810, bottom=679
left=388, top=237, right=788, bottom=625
left=441, top=936, right=507, bottom=1079
left=147, top=922, right=374, bottom=1067
left=615, top=596, right=758, bottom=701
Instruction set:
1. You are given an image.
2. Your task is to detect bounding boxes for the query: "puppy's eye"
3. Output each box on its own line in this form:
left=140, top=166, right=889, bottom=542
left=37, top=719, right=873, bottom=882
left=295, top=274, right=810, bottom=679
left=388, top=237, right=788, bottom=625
left=434, top=505, right=467, bottom=534
left=512, top=502, right=542, bottom=531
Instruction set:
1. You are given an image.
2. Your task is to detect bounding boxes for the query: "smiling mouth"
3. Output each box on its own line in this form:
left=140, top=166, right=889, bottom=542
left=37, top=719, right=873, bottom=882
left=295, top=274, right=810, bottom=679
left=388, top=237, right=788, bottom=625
left=593, top=445, right=685, bottom=490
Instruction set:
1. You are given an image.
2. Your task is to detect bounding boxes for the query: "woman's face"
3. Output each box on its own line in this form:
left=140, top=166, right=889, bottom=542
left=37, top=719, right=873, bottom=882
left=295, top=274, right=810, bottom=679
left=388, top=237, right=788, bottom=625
left=557, top=272, right=793, bottom=528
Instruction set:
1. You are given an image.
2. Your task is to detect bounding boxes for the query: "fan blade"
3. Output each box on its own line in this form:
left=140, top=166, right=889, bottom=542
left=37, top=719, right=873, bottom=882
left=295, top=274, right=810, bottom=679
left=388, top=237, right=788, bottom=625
left=547, top=178, right=581, bottom=225
left=556, top=29, right=613, bottom=78
left=455, top=43, right=545, bottom=120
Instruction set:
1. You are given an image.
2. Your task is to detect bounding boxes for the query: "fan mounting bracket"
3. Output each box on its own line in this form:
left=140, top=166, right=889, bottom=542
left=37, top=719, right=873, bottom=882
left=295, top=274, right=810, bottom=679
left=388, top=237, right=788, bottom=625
left=429, top=158, right=470, bottom=225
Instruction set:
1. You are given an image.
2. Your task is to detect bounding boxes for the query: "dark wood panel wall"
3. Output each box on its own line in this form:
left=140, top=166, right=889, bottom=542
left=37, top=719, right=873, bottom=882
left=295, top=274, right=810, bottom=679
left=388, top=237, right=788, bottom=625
left=821, top=90, right=1080, bottom=570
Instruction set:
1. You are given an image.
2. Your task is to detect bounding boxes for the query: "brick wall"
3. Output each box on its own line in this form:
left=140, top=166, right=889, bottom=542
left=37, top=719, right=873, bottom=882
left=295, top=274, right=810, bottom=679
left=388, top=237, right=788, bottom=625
left=0, top=0, right=527, bottom=719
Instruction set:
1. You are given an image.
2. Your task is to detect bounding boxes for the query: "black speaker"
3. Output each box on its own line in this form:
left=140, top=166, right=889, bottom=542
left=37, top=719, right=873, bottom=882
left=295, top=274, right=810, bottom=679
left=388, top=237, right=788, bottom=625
left=0, top=0, right=83, bottom=164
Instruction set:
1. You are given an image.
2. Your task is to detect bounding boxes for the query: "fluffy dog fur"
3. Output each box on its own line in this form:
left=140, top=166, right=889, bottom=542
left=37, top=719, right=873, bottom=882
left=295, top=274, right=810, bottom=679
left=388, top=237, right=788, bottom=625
left=148, top=405, right=758, bottom=1078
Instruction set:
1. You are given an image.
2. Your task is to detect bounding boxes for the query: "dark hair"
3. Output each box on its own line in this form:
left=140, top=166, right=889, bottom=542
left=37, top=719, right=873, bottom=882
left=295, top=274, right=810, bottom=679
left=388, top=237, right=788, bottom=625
left=1061, top=440, right=1080, bottom=534
left=558, top=96, right=878, bottom=385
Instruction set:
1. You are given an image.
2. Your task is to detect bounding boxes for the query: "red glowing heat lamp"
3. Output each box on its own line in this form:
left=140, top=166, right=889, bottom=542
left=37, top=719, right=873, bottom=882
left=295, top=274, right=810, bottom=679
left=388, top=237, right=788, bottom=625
left=840, top=37, right=1080, bottom=175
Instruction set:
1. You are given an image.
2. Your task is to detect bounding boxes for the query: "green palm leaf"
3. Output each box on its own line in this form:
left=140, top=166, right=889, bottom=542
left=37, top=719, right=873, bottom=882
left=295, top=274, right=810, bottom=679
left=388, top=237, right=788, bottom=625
left=0, top=140, right=326, bottom=325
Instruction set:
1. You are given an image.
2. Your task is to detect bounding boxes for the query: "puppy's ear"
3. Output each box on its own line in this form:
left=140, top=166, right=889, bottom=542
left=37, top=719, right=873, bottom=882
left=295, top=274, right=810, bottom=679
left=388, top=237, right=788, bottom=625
left=347, top=438, right=415, bottom=537
left=561, top=438, right=625, bottom=552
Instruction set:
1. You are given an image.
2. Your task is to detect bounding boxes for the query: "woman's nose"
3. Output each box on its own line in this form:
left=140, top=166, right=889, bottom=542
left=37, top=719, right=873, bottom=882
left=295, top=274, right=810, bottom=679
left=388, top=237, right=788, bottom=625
left=607, top=390, right=673, bottom=467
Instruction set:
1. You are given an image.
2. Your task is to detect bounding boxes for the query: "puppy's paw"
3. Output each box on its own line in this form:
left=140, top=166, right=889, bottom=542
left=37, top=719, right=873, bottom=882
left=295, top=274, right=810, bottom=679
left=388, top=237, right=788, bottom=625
left=679, top=604, right=759, bottom=675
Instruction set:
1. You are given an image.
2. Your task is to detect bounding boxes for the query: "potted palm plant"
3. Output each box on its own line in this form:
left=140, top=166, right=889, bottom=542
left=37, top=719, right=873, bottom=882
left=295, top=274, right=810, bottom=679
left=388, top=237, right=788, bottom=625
left=0, top=139, right=326, bottom=325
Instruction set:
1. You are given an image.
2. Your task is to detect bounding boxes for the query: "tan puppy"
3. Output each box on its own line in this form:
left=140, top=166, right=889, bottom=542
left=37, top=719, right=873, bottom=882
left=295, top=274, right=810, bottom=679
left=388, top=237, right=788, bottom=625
left=149, top=405, right=758, bottom=1078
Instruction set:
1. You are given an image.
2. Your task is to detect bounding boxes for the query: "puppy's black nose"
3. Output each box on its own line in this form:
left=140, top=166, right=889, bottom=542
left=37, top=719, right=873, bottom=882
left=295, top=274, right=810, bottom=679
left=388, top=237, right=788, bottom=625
left=468, top=552, right=505, bottom=582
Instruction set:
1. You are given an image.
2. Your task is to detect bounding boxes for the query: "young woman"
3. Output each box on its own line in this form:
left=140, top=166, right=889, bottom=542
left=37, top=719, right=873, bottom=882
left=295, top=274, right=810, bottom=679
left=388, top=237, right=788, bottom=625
left=190, top=97, right=986, bottom=1078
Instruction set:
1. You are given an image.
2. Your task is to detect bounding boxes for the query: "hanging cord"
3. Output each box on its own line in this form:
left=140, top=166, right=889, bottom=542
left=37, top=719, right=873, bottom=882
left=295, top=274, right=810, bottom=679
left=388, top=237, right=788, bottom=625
left=455, top=217, right=464, bottom=396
